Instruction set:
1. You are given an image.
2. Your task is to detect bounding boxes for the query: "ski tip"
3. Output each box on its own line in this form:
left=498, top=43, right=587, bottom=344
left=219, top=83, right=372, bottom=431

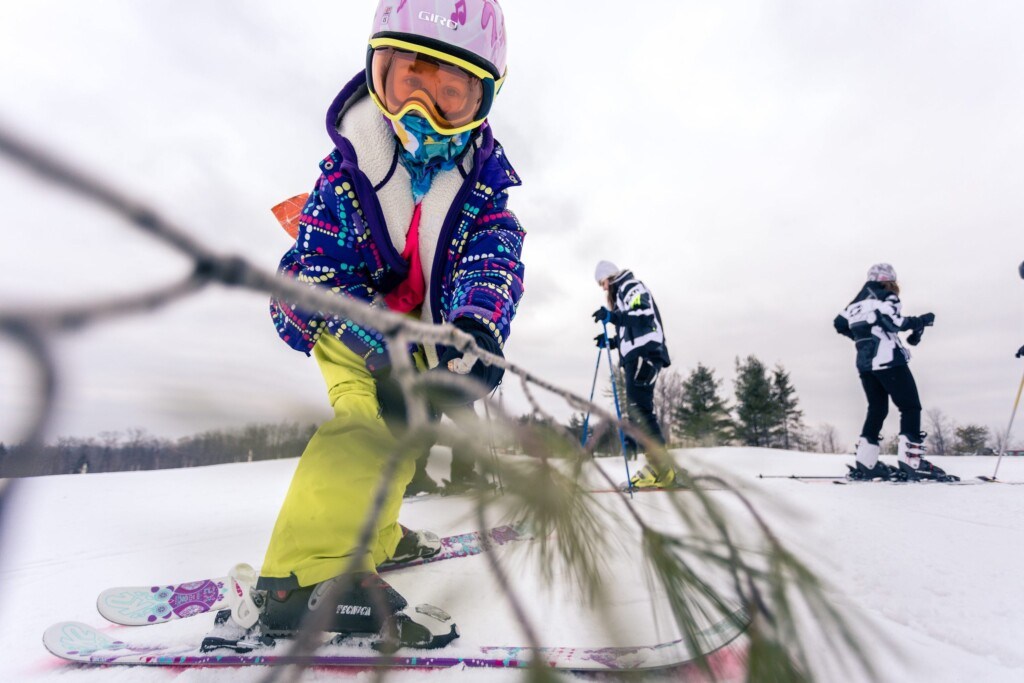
left=43, top=621, right=117, bottom=661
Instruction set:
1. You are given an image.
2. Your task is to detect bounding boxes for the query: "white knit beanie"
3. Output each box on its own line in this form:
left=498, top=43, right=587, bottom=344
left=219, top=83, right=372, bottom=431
left=594, top=260, right=620, bottom=283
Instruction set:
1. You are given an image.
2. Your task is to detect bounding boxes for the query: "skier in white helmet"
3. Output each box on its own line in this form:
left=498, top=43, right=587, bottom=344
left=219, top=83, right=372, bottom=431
left=592, top=261, right=675, bottom=488
left=834, top=264, right=957, bottom=482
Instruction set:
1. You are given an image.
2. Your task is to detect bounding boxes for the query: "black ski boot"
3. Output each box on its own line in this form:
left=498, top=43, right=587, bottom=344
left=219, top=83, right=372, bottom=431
left=846, top=460, right=896, bottom=481
left=441, top=469, right=497, bottom=496
left=259, top=573, right=405, bottom=636
left=260, top=573, right=457, bottom=651
left=404, top=462, right=440, bottom=497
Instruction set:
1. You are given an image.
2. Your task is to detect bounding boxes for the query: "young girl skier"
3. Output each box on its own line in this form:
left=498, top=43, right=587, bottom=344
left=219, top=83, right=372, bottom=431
left=833, top=263, right=956, bottom=482
left=248, top=0, right=524, bottom=649
left=591, top=261, right=674, bottom=488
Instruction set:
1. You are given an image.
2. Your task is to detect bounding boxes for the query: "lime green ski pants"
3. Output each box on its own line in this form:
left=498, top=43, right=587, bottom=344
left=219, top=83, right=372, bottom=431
left=259, top=335, right=420, bottom=587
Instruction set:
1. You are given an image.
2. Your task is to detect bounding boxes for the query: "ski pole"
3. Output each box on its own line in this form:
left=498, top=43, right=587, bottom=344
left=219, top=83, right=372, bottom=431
left=580, top=346, right=603, bottom=446
left=992, top=367, right=1024, bottom=480
left=757, top=474, right=841, bottom=480
left=602, top=320, right=634, bottom=497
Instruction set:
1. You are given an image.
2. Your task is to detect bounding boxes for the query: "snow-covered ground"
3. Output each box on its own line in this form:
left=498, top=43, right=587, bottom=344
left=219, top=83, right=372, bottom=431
left=2, top=448, right=1023, bottom=682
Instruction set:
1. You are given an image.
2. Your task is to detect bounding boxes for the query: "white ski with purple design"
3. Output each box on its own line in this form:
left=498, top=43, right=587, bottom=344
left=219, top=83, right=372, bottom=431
left=44, top=610, right=749, bottom=674
left=96, top=524, right=532, bottom=626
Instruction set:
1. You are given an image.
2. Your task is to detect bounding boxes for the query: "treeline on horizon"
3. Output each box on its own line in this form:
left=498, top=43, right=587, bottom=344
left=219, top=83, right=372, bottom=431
left=575, top=355, right=1016, bottom=458
left=1, top=355, right=1015, bottom=477
left=0, top=422, right=319, bottom=478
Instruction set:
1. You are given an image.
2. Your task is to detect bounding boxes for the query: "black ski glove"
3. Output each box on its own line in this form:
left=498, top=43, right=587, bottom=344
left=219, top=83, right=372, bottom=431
left=594, top=333, right=619, bottom=349
left=372, top=366, right=414, bottom=435
left=592, top=306, right=612, bottom=324
left=833, top=314, right=854, bottom=339
left=906, top=312, right=936, bottom=331
left=907, top=329, right=924, bottom=346
left=430, top=319, right=504, bottom=409
left=1017, top=345, right=1024, bottom=359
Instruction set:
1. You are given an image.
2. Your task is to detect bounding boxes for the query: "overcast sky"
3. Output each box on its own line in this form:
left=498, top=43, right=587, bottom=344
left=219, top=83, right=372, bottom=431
left=1, top=0, right=1022, bottom=449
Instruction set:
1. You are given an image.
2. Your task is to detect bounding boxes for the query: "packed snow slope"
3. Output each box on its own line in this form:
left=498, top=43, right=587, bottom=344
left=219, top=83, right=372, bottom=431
left=1, top=448, right=1023, bottom=682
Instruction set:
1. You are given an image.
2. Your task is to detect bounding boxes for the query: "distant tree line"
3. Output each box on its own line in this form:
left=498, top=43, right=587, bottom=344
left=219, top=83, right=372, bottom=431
left=2, top=382, right=1012, bottom=477
left=915, top=408, right=1017, bottom=456
left=569, top=354, right=1023, bottom=457
left=0, top=422, right=318, bottom=478
left=578, top=354, right=815, bottom=454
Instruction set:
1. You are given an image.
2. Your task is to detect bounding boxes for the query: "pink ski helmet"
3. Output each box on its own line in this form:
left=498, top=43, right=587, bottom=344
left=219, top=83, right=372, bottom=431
left=367, top=0, right=508, bottom=135
left=370, top=0, right=507, bottom=77
left=867, top=263, right=897, bottom=282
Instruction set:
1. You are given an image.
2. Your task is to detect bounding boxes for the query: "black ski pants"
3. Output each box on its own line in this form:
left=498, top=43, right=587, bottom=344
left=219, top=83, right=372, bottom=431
left=622, top=355, right=666, bottom=452
left=859, top=364, right=922, bottom=443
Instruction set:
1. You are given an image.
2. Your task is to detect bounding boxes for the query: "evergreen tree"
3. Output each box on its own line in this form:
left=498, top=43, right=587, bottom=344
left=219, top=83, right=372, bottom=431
left=733, top=355, right=780, bottom=447
left=953, top=424, right=989, bottom=454
left=770, top=364, right=805, bottom=450
left=674, top=364, right=732, bottom=445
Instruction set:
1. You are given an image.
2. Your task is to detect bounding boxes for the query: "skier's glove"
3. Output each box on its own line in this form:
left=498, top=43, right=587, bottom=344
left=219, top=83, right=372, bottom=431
left=919, top=312, right=936, bottom=327
left=372, top=366, right=414, bottom=435
left=430, top=319, right=504, bottom=410
left=907, top=329, right=924, bottom=346
left=592, top=307, right=612, bottom=324
left=1017, top=344, right=1024, bottom=359
left=594, top=333, right=619, bottom=350
left=833, top=314, right=854, bottom=339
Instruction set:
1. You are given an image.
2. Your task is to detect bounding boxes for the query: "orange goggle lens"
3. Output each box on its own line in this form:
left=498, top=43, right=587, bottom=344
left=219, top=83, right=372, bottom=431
left=370, top=47, right=487, bottom=130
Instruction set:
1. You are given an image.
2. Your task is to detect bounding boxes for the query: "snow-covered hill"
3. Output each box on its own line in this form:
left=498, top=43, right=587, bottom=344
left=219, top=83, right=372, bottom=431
left=2, top=448, right=1022, bottom=682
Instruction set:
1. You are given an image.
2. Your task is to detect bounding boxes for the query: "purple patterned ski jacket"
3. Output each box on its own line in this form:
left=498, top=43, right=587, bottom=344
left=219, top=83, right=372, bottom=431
left=269, top=73, right=526, bottom=373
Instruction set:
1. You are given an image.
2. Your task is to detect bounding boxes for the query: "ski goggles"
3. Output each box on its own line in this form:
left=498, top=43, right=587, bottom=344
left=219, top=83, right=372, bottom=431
left=367, top=37, right=504, bottom=136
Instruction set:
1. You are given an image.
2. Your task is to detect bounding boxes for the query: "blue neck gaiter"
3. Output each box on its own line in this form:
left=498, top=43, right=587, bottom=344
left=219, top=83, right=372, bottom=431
left=389, top=114, right=471, bottom=203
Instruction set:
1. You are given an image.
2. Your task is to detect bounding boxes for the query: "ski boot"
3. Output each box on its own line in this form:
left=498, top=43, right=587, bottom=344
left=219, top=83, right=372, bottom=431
left=846, top=437, right=895, bottom=480
left=261, top=573, right=457, bottom=651
left=404, top=468, right=440, bottom=497
left=846, top=460, right=896, bottom=481
left=440, top=469, right=497, bottom=496
left=897, top=457, right=959, bottom=482
left=621, top=464, right=678, bottom=491
left=380, top=525, right=442, bottom=566
left=895, top=434, right=960, bottom=482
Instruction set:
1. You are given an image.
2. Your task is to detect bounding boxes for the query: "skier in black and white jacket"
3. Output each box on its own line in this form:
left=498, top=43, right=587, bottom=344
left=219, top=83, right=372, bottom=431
left=592, top=261, right=674, bottom=488
left=833, top=263, right=955, bottom=481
